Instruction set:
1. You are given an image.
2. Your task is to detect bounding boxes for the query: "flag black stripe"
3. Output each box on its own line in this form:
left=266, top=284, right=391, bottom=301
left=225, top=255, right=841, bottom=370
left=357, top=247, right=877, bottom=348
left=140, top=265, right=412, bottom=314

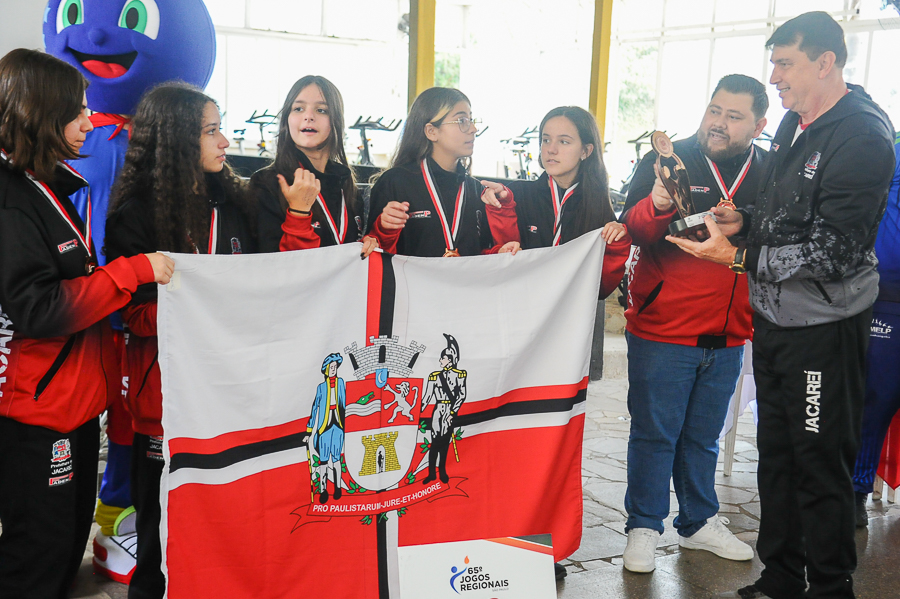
left=377, top=516, right=389, bottom=599
left=378, top=254, right=395, bottom=337
left=167, top=392, right=586, bottom=474
left=453, top=390, right=586, bottom=428
left=376, top=253, right=394, bottom=599
left=169, top=433, right=307, bottom=473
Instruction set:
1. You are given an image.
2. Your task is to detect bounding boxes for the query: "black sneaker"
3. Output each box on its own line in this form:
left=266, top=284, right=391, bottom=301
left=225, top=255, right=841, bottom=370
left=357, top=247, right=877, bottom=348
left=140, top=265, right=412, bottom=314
left=554, top=562, right=567, bottom=580
left=716, top=584, right=770, bottom=598
left=855, top=492, right=868, bottom=528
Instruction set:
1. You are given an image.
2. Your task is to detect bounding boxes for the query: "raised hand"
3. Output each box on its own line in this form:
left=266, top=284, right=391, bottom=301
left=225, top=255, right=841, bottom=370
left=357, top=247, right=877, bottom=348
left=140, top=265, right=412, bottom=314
left=379, top=201, right=409, bottom=230
left=479, top=180, right=509, bottom=208
left=277, top=167, right=320, bottom=213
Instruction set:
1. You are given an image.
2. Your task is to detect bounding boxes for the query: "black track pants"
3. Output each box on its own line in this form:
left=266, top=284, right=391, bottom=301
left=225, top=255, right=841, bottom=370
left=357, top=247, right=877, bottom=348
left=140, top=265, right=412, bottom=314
left=128, top=433, right=166, bottom=599
left=0, top=417, right=99, bottom=599
left=752, top=309, right=870, bottom=599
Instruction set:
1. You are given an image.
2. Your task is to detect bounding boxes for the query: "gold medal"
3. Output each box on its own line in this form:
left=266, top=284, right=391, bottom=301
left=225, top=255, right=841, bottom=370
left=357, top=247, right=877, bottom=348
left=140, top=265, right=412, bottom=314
left=443, top=248, right=460, bottom=258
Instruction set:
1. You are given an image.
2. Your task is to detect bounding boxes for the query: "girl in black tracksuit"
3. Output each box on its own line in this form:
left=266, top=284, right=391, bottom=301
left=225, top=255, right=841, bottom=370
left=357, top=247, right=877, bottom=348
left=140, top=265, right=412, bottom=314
left=105, top=83, right=256, bottom=599
left=367, top=87, right=516, bottom=257
left=486, top=106, right=631, bottom=299
left=0, top=49, right=170, bottom=599
left=252, top=75, right=380, bottom=255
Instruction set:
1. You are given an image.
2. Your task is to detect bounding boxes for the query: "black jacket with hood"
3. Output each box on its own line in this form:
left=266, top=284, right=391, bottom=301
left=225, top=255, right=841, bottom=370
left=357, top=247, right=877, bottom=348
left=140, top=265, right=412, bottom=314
left=741, top=84, right=896, bottom=327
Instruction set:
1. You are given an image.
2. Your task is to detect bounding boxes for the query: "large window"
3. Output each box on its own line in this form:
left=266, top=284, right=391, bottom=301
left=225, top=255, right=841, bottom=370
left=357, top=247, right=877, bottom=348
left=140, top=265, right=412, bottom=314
left=201, top=0, right=898, bottom=181
left=204, top=0, right=410, bottom=166
left=606, top=0, right=900, bottom=187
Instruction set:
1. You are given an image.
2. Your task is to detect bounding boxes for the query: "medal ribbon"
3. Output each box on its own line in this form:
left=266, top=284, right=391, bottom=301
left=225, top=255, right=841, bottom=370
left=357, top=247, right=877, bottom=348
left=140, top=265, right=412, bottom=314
left=1, top=150, right=92, bottom=257
left=705, top=146, right=754, bottom=203
left=316, top=190, right=347, bottom=244
left=549, top=176, right=578, bottom=247
left=208, top=207, right=219, bottom=254
left=421, top=159, right=465, bottom=251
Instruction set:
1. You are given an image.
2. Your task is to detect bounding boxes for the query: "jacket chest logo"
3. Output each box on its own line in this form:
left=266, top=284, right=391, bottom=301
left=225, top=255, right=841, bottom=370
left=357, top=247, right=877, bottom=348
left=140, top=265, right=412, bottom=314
left=804, top=152, right=821, bottom=179
left=311, top=221, right=321, bottom=229
left=57, top=239, right=79, bottom=254
left=528, top=225, right=538, bottom=233
left=409, top=210, right=432, bottom=219
left=690, top=186, right=711, bottom=194
left=230, top=237, right=242, bottom=255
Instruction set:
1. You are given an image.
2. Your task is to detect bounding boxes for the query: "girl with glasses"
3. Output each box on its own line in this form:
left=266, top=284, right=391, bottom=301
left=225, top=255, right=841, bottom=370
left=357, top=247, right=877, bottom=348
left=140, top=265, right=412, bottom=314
left=483, top=106, right=631, bottom=298
left=252, top=75, right=380, bottom=257
left=368, top=87, right=518, bottom=257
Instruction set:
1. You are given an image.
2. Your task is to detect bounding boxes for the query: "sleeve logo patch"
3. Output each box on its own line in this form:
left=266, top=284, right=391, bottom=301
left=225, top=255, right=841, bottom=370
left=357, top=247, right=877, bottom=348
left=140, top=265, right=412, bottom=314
left=58, top=239, right=79, bottom=254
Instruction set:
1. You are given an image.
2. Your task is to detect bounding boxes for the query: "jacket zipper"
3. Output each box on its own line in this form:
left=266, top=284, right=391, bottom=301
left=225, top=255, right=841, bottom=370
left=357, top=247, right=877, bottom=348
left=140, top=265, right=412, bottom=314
left=637, top=281, right=664, bottom=315
left=33, top=336, right=76, bottom=401
left=813, top=281, right=833, bottom=305
left=719, top=274, right=740, bottom=335
left=135, top=351, right=159, bottom=398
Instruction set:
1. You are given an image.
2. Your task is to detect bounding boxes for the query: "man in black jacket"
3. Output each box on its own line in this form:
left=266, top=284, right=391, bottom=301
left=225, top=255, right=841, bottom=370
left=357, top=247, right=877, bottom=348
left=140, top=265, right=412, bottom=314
left=670, top=12, right=896, bottom=599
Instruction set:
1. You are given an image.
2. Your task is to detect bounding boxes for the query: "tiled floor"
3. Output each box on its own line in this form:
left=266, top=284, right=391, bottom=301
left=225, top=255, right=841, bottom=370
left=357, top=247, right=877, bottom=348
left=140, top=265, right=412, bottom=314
left=65, top=341, right=900, bottom=598
left=554, top=375, right=900, bottom=598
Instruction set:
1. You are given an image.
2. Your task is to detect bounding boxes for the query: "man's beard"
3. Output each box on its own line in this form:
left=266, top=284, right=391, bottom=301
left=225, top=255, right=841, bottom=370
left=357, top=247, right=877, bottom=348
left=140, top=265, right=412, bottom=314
left=698, top=129, right=751, bottom=162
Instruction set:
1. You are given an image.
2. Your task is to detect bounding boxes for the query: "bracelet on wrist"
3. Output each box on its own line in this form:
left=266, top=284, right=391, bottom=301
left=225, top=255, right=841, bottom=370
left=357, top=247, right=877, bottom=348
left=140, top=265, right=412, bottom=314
left=288, top=207, right=311, bottom=215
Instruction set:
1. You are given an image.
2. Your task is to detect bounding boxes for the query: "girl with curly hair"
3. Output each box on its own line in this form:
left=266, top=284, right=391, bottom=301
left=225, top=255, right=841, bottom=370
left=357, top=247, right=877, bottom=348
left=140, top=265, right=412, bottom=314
left=105, top=82, right=256, bottom=599
left=252, top=75, right=380, bottom=256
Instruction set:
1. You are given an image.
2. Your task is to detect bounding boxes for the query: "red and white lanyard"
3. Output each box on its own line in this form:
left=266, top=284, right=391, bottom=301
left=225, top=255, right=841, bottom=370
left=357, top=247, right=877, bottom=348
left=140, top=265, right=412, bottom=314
left=421, top=159, right=465, bottom=252
left=1, top=150, right=92, bottom=257
left=705, top=146, right=755, bottom=203
left=549, top=176, right=578, bottom=247
left=206, top=207, right=219, bottom=254
left=316, top=191, right=347, bottom=244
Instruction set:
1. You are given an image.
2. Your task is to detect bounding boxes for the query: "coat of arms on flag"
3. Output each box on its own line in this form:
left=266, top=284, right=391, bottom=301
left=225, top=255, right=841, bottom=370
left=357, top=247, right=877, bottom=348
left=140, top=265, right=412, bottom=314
left=157, top=231, right=607, bottom=598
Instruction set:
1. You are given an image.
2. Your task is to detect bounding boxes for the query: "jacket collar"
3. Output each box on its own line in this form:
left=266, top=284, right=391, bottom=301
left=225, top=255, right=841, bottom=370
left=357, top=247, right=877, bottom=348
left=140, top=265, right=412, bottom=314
left=0, top=153, right=88, bottom=204
left=792, top=83, right=890, bottom=134
left=426, top=155, right=467, bottom=184
left=296, top=148, right=351, bottom=184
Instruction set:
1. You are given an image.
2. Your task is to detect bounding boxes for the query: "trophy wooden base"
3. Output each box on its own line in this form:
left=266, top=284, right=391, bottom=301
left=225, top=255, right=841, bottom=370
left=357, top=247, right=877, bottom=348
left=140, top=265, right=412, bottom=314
left=668, top=211, right=716, bottom=237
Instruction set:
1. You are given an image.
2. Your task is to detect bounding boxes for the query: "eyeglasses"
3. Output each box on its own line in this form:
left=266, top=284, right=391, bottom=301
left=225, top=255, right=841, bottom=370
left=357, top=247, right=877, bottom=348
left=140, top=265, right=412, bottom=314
left=435, top=117, right=482, bottom=133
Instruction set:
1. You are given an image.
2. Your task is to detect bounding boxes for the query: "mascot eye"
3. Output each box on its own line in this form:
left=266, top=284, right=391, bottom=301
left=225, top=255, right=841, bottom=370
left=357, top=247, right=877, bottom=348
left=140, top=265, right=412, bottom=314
left=118, top=0, right=160, bottom=40
left=55, top=0, right=84, bottom=33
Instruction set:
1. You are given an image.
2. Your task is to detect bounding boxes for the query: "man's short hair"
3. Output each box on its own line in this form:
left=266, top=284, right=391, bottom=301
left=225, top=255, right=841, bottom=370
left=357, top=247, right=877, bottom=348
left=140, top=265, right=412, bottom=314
left=711, top=74, right=769, bottom=120
left=766, top=11, right=847, bottom=68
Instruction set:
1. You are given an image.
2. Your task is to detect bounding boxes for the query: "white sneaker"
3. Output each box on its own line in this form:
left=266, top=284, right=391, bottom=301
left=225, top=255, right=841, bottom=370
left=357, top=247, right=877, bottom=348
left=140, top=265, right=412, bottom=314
left=623, top=528, right=660, bottom=573
left=679, top=516, right=753, bottom=561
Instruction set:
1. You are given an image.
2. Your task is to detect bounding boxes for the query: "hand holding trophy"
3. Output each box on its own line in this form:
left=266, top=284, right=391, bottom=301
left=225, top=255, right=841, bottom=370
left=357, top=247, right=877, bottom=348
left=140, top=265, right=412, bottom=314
left=651, top=131, right=716, bottom=237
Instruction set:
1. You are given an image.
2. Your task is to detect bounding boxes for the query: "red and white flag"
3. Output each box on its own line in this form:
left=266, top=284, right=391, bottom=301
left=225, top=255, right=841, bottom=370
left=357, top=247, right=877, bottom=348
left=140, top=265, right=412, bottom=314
left=157, top=231, right=607, bottom=598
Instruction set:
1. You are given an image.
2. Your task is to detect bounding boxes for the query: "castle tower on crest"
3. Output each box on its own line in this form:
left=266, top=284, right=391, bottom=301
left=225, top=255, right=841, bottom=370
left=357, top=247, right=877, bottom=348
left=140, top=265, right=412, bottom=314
left=360, top=432, right=401, bottom=476
left=344, top=336, right=425, bottom=380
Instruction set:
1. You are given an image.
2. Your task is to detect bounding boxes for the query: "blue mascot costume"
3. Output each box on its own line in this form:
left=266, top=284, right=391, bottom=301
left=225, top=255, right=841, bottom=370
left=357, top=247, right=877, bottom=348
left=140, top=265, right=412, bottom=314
left=43, top=0, right=216, bottom=584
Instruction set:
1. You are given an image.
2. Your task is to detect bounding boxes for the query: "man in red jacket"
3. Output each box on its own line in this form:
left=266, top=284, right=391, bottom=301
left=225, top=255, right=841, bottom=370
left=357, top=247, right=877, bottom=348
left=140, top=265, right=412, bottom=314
left=619, top=74, right=768, bottom=573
